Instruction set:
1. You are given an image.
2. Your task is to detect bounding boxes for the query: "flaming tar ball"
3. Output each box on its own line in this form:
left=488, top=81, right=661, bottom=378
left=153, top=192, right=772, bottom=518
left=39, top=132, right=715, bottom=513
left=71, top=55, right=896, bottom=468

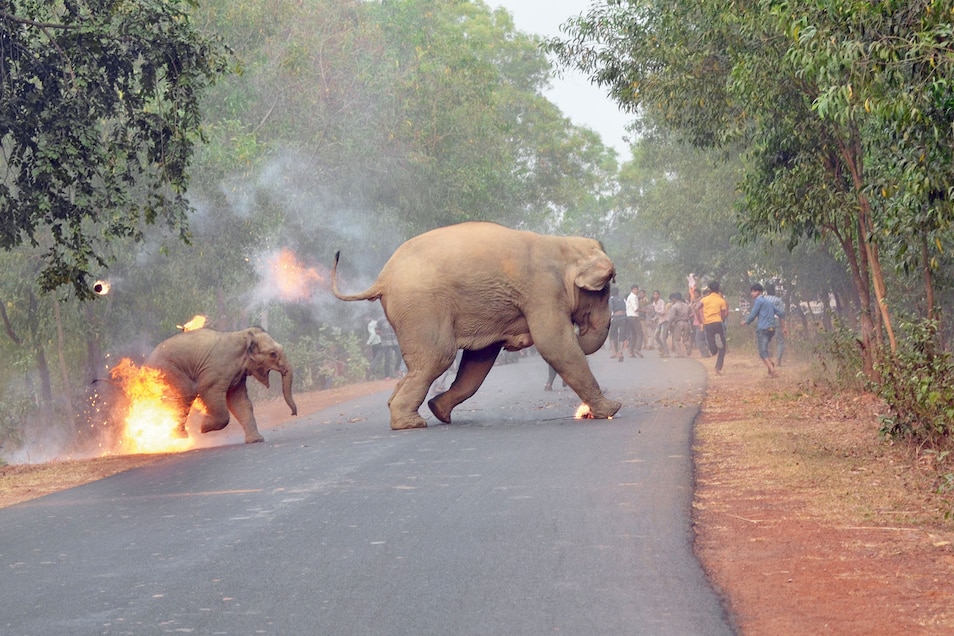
left=93, top=280, right=111, bottom=295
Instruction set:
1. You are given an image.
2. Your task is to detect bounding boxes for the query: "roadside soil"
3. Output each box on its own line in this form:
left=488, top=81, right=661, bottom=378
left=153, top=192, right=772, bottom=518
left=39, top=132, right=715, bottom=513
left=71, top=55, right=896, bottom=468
left=2, top=362, right=953, bottom=634
left=694, top=355, right=954, bottom=634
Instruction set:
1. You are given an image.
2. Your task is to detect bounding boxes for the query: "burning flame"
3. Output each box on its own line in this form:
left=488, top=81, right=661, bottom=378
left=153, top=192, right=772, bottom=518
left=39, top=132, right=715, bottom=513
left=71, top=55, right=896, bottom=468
left=109, top=358, right=199, bottom=455
left=93, top=280, right=111, bottom=295
left=264, top=248, right=325, bottom=302
left=573, top=403, right=612, bottom=420
left=178, top=314, right=207, bottom=331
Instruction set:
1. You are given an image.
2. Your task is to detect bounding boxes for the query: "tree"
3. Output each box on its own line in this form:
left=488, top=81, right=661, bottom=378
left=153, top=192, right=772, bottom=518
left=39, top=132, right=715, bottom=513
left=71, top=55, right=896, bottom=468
left=547, top=0, right=954, bottom=378
left=776, top=0, right=954, bottom=330
left=0, top=0, right=229, bottom=299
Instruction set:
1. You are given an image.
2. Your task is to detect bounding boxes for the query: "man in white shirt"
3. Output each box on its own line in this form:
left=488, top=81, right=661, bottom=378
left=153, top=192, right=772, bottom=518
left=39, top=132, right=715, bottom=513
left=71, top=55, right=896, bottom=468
left=625, top=284, right=644, bottom=357
left=365, top=315, right=382, bottom=379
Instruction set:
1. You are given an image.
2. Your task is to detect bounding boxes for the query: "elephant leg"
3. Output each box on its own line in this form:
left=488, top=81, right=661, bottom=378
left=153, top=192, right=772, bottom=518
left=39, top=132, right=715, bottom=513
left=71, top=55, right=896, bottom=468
left=160, top=376, right=195, bottom=438
left=533, top=321, right=622, bottom=419
left=226, top=382, right=264, bottom=444
left=386, top=348, right=457, bottom=430
left=172, top=399, right=193, bottom=438
left=196, top=389, right=232, bottom=434
left=428, top=344, right=502, bottom=423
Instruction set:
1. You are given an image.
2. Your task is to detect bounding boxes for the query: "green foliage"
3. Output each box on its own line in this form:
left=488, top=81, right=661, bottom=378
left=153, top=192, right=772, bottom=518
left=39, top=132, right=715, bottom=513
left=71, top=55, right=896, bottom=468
left=0, top=396, right=28, bottom=456
left=612, top=131, right=746, bottom=287
left=282, top=327, right=367, bottom=390
left=812, top=321, right=867, bottom=392
left=0, top=0, right=230, bottom=298
left=876, top=319, right=954, bottom=443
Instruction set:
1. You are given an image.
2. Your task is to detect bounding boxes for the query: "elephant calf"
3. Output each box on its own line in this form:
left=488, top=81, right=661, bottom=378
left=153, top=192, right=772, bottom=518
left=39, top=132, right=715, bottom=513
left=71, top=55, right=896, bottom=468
left=332, top=221, right=621, bottom=430
left=143, top=327, right=297, bottom=443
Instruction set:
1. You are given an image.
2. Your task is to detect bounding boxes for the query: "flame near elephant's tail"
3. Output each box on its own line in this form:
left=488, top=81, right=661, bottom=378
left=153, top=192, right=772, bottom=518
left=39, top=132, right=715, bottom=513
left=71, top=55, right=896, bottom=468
left=330, top=251, right=383, bottom=302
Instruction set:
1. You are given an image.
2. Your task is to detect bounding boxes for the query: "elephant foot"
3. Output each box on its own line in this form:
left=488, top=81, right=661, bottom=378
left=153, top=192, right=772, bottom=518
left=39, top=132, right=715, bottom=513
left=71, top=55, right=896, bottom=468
left=200, top=420, right=229, bottom=434
left=391, top=415, right=428, bottom=430
left=587, top=399, right=622, bottom=420
left=427, top=395, right=453, bottom=424
left=244, top=433, right=265, bottom=444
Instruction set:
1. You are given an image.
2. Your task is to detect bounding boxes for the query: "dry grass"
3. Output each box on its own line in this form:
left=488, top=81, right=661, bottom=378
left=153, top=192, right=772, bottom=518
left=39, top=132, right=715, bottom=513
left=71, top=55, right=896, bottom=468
left=694, top=353, right=954, bottom=634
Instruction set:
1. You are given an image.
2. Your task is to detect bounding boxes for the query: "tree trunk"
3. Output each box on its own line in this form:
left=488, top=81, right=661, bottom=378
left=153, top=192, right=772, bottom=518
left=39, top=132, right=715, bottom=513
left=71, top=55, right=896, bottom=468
left=858, top=197, right=897, bottom=353
left=837, top=127, right=896, bottom=356
left=830, top=219, right=878, bottom=380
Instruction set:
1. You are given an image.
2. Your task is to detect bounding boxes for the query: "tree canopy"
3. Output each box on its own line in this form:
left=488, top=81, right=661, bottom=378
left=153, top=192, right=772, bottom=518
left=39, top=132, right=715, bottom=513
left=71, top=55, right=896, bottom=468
left=548, top=0, right=954, bottom=375
left=0, top=0, right=229, bottom=298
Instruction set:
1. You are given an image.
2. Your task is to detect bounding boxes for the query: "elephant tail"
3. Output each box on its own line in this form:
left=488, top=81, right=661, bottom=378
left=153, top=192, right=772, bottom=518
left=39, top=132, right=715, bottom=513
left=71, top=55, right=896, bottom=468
left=331, top=251, right=383, bottom=302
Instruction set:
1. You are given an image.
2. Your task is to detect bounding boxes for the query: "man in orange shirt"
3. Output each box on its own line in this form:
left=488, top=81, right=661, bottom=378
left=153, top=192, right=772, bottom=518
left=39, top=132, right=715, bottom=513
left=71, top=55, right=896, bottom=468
left=699, top=281, right=729, bottom=374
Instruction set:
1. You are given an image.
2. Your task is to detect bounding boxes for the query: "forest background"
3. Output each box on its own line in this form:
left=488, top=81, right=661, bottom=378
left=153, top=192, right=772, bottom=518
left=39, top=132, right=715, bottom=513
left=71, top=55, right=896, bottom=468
left=0, top=0, right=952, bottom=479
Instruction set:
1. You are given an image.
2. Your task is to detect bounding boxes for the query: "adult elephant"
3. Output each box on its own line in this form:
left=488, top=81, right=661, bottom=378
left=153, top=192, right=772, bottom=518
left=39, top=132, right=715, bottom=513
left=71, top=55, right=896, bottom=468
left=332, top=221, right=621, bottom=430
left=143, top=327, right=297, bottom=443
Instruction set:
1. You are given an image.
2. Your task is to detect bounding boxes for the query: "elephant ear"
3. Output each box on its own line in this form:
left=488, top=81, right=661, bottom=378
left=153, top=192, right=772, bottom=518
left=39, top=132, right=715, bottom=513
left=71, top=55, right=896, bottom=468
left=574, top=252, right=616, bottom=291
left=245, top=329, right=272, bottom=388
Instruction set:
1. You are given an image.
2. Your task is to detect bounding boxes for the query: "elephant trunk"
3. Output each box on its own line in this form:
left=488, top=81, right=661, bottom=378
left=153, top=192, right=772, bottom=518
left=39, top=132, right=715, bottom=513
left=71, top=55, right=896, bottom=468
left=578, top=322, right=609, bottom=355
left=282, top=367, right=298, bottom=416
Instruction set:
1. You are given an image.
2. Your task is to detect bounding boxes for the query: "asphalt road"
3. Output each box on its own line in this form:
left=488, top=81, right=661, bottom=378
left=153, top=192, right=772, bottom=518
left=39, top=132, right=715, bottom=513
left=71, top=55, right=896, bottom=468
left=1, top=350, right=735, bottom=635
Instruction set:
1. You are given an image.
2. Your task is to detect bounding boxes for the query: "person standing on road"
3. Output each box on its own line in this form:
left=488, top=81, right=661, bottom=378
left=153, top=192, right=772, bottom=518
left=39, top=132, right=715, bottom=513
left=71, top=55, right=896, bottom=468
left=608, top=286, right=629, bottom=362
left=376, top=318, right=402, bottom=379
left=651, top=290, right=668, bottom=357
left=667, top=292, right=692, bottom=357
left=365, top=315, right=382, bottom=380
left=638, top=288, right=652, bottom=351
left=625, top=284, right=644, bottom=357
left=741, top=282, right=786, bottom=378
left=700, top=281, right=729, bottom=374
left=691, top=292, right=710, bottom=357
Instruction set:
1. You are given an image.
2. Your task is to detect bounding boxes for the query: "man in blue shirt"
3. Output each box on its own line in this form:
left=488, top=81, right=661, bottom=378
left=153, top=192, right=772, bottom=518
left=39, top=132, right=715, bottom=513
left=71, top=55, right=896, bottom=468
left=741, top=283, right=786, bottom=377
left=765, top=283, right=787, bottom=367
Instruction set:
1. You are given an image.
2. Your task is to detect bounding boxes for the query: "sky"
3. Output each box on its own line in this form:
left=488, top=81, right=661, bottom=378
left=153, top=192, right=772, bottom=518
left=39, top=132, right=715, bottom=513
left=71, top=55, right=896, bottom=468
left=492, top=0, right=633, bottom=157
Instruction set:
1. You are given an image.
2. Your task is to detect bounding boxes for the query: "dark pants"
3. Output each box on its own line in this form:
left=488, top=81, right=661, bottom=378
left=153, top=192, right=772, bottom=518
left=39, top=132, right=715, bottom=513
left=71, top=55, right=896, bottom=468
left=382, top=345, right=402, bottom=377
left=627, top=317, right=644, bottom=354
left=609, top=317, right=629, bottom=356
left=366, top=343, right=382, bottom=379
left=704, top=321, right=727, bottom=371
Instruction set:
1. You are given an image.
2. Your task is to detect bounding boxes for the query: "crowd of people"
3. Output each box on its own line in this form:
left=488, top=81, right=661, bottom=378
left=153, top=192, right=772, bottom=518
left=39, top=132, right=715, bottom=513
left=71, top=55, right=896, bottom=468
left=606, top=278, right=728, bottom=367
left=606, top=276, right=787, bottom=378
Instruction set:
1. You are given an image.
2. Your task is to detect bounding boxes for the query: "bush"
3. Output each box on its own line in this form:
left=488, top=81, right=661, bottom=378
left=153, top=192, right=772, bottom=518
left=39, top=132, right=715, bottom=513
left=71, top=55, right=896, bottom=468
left=283, top=326, right=367, bottom=391
left=876, top=319, right=954, bottom=444
left=812, top=321, right=867, bottom=392
left=0, top=394, right=37, bottom=461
